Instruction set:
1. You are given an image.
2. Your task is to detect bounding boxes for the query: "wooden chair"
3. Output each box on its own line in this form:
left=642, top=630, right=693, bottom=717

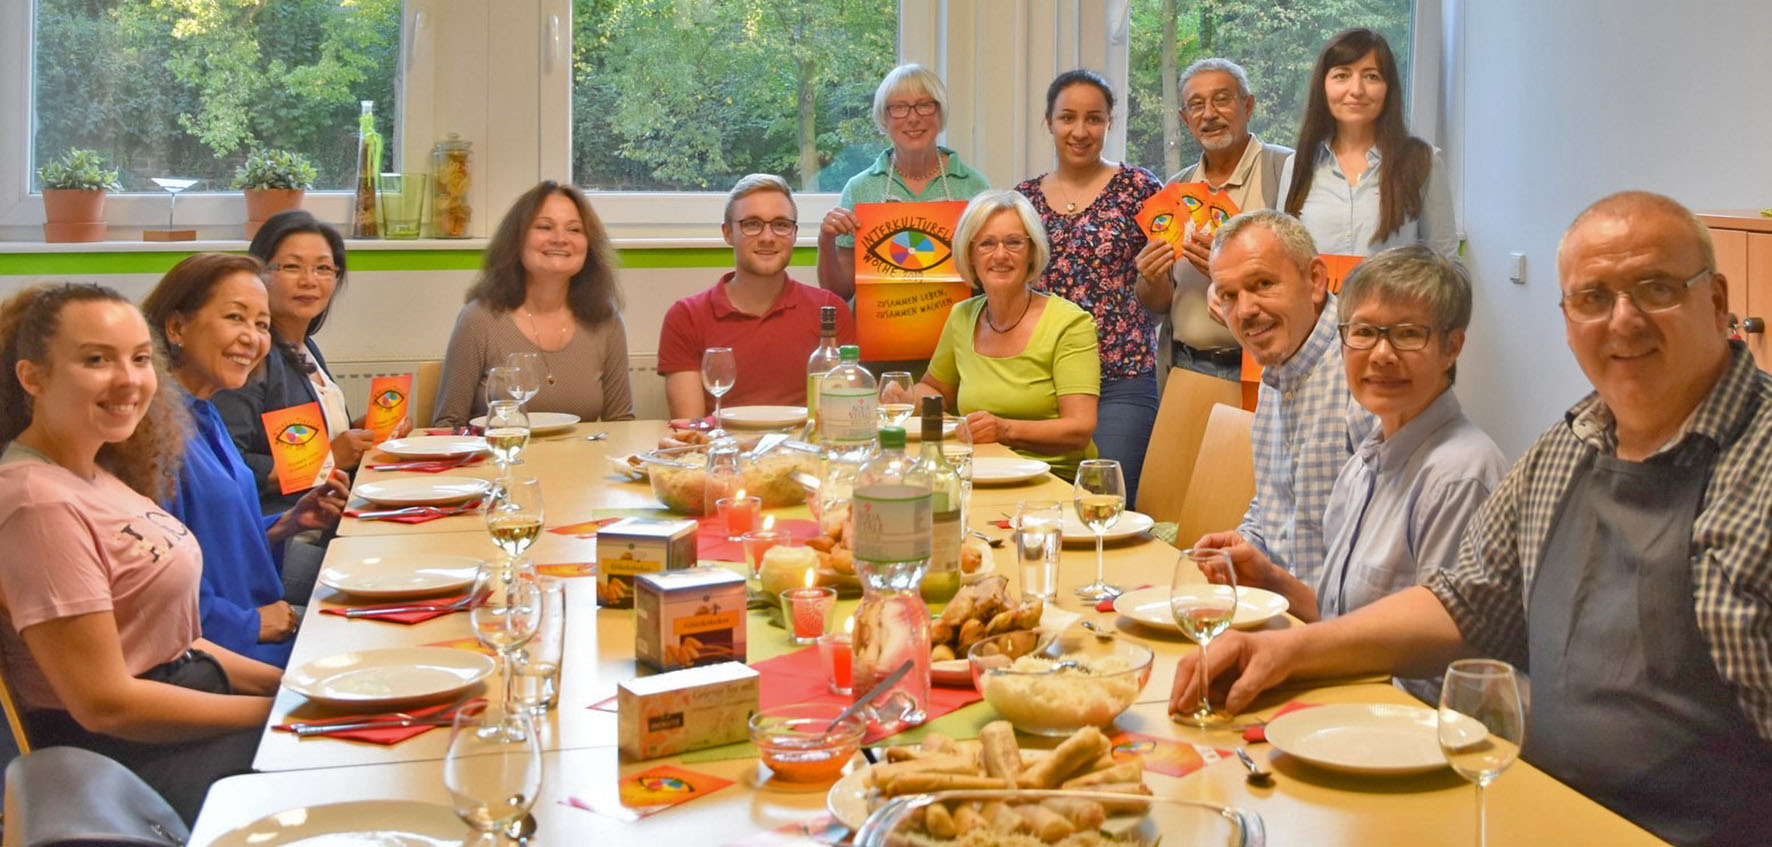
left=1172, top=403, right=1256, bottom=551
left=1136, top=368, right=1242, bottom=523
left=0, top=653, right=31, bottom=757
left=410, top=360, right=443, bottom=429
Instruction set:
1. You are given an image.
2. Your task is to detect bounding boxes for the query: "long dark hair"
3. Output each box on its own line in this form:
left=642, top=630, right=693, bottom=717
left=248, top=209, right=347, bottom=375
left=0, top=283, right=190, bottom=501
left=465, top=181, right=621, bottom=326
left=1284, top=28, right=1432, bottom=246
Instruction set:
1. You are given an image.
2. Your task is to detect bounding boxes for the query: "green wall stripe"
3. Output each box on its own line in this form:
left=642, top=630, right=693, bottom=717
left=0, top=245, right=817, bottom=276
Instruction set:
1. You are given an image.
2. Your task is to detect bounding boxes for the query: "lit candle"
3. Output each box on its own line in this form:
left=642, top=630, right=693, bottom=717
left=781, top=573, right=837, bottom=645
left=818, top=618, right=854, bottom=695
left=739, top=516, right=786, bottom=578
left=716, top=490, right=761, bottom=540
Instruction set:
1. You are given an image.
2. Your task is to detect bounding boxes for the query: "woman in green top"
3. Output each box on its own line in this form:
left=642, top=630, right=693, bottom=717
left=816, top=63, right=992, bottom=300
left=900, top=191, right=1101, bottom=480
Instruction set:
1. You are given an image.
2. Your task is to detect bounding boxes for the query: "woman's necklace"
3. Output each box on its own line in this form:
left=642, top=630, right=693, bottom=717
left=885, top=150, right=952, bottom=202
left=519, top=307, right=566, bottom=384
left=1051, top=162, right=1111, bottom=214
left=983, top=291, right=1034, bottom=334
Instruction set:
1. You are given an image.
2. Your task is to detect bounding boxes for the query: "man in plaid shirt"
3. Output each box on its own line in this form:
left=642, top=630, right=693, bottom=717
left=1171, top=192, right=1772, bottom=845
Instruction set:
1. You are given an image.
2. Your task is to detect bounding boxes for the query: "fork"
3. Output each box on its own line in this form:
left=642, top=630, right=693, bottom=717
left=340, top=593, right=479, bottom=617
left=352, top=502, right=480, bottom=520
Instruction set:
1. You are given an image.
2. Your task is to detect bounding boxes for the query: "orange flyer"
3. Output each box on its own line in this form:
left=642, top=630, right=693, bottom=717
left=364, top=373, right=412, bottom=443
left=1136, top=182, right=1239, bottom=256
left=261, top=402, right=334, bottom=495
left=852, top=200, right=971, bottom=361
left=1320, top=253, right=1363, bottom=295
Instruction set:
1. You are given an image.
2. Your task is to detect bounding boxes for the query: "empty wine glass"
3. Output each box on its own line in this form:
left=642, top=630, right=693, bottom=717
left=701, top=347, right=737, bottom=436
left=484, top=476, right=545, bottom=562
left=1072, top=459, right=1126, bottom=601
left=877, top=371, right=915, bottom=429
left=444, top=703, right=542, bottom=845
left=485, top=366, right=519, bottom=414
left=504, top=352, right=545, bottom=407
left=1170, top=547, right=1237, bottom=728
left=471, top=567, right=543, bottom=731
left=1440, top=659, right=1525, bottom=847
left=484, top=400, right=529, bottom=471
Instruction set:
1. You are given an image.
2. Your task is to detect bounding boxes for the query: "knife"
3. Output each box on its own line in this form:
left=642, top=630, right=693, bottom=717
left=290, top=715, right=461, bottom=737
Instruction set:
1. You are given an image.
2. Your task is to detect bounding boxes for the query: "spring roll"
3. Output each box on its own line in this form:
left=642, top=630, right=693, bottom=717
left=1020, top=726, right=1108, bottom=788
left=1015, top=803, right=1077, bottom=843
left=923, top=802, right=958, bottom=838
left=1040, top=797, right=1107, bottom=830
left=979, top=720, right=1022, bottom=787
left=1061, top=760, right=1143, bottom=788
left=881, top=772, right=1009, bottom=796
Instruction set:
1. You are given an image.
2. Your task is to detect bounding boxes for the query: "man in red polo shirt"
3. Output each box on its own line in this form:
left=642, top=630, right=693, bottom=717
left=659, top=173, right=857, bottom=418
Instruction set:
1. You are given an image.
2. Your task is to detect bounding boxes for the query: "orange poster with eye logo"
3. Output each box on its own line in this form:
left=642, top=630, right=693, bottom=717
left=261, top=402, right=334, bottom=495
left=853, top=200, right=971, bottom=362
left=364, top=373, right=413, bottom=443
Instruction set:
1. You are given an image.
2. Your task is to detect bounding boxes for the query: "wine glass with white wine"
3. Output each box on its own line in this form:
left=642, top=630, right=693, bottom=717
left=484, top=401, right=529, bottom=471
left=701, top=346, right=737, bottom=436
left=484, top=476, right=544, bottom=563
left=1071, top=458, right=1126, bottom=601
left=877, top=371, right=915, bottom=429
left=444, top=702, right=541, bottom=844
left=504, top=352, right=544, bottom=408
left=1440, top=659, right=1524, bottom=847
left=1170, top=547, right=1237, bottom=728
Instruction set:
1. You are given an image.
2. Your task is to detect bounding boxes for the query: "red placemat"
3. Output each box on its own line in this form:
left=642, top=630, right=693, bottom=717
left=319, top=593, right=471, bottom=624
left=749, top=647, right=980, bottom=744
left=271, top=698, right=484, bottom=744
left=1098, top=585, right=1152, bottom=612
left=1244, top=700, right=1320, bottom=742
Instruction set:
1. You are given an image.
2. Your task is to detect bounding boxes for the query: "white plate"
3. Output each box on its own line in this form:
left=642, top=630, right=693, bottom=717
left=1265, top=702, right=1486, bottom=775
left=469, top=411, right=580, bottom=434
left=318, top=554, right=485, bottom=600
left=970, top=457, right=1052, bottom=485
left=903, top=416, right=964, bottom=441
left=283, top=646, right=496, bottom=709
left=376, top=435, right=488, bottom=459
left=207, top=800, right=463, bottom=847
left=828, top=765, right=874, bottom=830
left=1060, top=510, right=1156, bottom=545
left=354, top=476, right=492, bottom=507
left=718, top=405, right=808, bottom=428
left=1112, top=584, right=1291, bottom=632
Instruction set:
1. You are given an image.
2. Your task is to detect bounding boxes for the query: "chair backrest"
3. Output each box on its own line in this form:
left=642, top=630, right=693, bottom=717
left=410, top=360, right=444, bottom=428
left=0, top=648, right=31, bottom=757
left=1137, top=368, right=1242, bottom=523
left=3, top=747, right=188, bottom=847
left=1173, top=403, right=1256, bottom=551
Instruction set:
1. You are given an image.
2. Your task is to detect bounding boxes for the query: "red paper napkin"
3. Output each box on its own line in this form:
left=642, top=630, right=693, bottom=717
left=749, top=647, right=980, bottom=744
left=319, top=593, right=472, bottom=624
left=272, top=698, right=484, bottom=744
left=668, top=416, right=717, bottom=432
left=366, top=455, right=486, bottom=473
left=343, top=499, right=485, bottom=524
left=1243, top=700, right=1320, bottom=743
left=1098, top=585, right=1152, bottom=612
left=695, top=517, right=821, bottom=562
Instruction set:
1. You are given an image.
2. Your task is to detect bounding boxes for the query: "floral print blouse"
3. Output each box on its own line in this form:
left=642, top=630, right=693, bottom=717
left=1015, top=165, right=1162, bottom=381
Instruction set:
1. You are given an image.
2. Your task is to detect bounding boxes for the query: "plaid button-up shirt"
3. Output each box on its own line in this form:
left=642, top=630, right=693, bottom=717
left=1237, top=296, right=1376, bottom=587
left=1428, top=342, right=1772, bottom=741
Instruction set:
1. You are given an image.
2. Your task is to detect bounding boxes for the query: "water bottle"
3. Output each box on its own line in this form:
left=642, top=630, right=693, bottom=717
left=850, top=426, right=932, bottom=732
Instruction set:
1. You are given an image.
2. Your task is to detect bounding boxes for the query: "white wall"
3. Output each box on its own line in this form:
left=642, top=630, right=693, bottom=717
left=1452, top=0, right=1772, bottom=456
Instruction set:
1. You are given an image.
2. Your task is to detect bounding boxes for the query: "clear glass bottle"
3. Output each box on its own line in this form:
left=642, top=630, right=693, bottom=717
left=850, top=426, right=932, bottom=733
left=702, top=437, right=745, bottom=517
left=351, top=100, right=382, bottom=238
left=916, top=395, right=962, bottom=603
left=804, top=305, right=842, bottom=434
left=429, top=134, right=472, bottom=238
left=816, top=344, right=877, bottom=533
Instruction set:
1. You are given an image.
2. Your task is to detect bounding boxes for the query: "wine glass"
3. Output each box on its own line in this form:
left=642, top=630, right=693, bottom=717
left=484, top=476, right=545, bottom=562
left=1170, top=547, right=1237, bottom=728
left=941, top=417, right=974, bottom=532
left=504, top=352, right=544, bottom=408
left=877, top=371, right=915, bottom=429
left=444, top=703, right=542, bottom=844
left=484, top=400, right=530, bottom=471
left=701, top=347, right=737, bottom=436
left=1439, top=659, right=1525, bottom=847
left=485, top=366, right=519, bottom=413
left=472, top=567, right=543, bottom=729
left=1071, top=458, right=1126, bottom=601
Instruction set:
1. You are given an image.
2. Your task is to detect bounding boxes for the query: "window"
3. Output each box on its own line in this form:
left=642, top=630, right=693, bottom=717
left=31, top=0, right=403, bottom=193
left=570, top=0, right=898, bottom=193
left=1125, top=0, right=1414, bottom=178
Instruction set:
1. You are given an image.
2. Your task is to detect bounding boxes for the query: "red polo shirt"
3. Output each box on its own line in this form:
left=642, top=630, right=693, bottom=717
left=658, top=272, right=858, bottom=407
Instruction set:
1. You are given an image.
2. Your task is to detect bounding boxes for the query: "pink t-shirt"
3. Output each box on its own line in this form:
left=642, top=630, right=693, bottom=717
left=0, top=457, right=203, bottom=710
left=658, top=273, right=858, bottom=408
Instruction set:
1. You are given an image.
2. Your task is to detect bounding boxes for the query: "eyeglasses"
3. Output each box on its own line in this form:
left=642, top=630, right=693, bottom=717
left=733, top=218, right=798, bottom=237
left=884, top=99, right=940, bottom=119
left=1559, top=267, right=1710, bottom=323
left=1339, top=322, right=1436, bottom=351
left=973, top=236, right=1030, bottom=255
left=1183, top=91, right=1241, bottom=117
left=265, top=263, right=339, bottom=280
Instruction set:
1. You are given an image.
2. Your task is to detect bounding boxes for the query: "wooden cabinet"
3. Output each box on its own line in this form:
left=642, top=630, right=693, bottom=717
left=1699, top=212, right=1772, bottom=368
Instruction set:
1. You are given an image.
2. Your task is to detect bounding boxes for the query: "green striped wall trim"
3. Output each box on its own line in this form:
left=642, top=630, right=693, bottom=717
left=0, top=246, right=818, bottom=276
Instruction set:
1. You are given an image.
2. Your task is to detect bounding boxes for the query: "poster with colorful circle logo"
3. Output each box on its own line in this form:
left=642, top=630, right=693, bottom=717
left=261, top=401, right=335, bottom=495
left=853, top=200, right=972, bottom=362
left=1136, top=181, right=1240, bottom=258
left=365, top=373, right=412, bottom=443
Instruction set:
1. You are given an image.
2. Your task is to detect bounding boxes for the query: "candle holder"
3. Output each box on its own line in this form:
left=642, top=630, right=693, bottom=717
left=740, top=529, right=786, bottom=578
left=716, top=495, right=761, bottom=540
left=817, top=632, right=853, bottom=695
left=780, top=586, right=836, bottom=645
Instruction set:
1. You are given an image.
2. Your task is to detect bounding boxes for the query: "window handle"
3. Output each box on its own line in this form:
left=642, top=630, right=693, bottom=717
left=544, top=13, right=563, bottom=75
left=404, top=8, right=427, bottom=74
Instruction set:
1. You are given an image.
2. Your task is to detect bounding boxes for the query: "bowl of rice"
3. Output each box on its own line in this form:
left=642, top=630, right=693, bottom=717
left=645, top=441, right=818, bottom=515
left=968, top=631, right=1153, bottom=736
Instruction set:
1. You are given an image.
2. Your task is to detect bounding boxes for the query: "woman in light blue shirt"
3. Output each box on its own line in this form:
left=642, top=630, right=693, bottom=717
left=1279, top=28, right=1456, bottom=258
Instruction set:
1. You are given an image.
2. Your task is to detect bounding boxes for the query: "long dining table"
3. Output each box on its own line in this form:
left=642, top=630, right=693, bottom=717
left=192, top=419, right=1666, bottom=845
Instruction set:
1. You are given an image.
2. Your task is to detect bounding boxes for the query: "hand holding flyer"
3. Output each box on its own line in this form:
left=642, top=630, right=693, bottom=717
left=1136, top=182, right=1240, bottom=258
left=364, top=373, right=413, bottom=443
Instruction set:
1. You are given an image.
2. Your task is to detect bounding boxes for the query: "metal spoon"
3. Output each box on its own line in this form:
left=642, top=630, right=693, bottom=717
left=583, top=430, right=609, bottom=441
left=1080, top=620, right=1117, bottom=639
left=1236, top=747, right=1274, bottom=787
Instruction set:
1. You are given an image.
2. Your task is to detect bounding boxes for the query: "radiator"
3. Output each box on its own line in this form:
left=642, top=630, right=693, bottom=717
left=328, top=353, right=668, bottom=424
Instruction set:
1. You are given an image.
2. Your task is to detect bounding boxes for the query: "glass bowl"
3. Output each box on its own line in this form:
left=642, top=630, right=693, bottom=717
left=748, top=702, right=866, bottom=783
left=852, top=789, right=1264, bottom=846
left=968, top=630, right=1154, bottom=736
left=645, top=442, right=818, bottom=515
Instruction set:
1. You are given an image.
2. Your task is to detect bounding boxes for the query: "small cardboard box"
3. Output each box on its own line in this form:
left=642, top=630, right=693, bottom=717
left=596, top=517, right=698, bottom=608
left=617, top=661, right=758, bottom=760
left=635, top=566, right=748, bottom=669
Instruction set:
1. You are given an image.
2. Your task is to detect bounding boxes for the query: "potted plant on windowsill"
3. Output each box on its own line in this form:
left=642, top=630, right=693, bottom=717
left=38, top=149, right=121, bottom=243
left=234, top=148, right=316, bottom=239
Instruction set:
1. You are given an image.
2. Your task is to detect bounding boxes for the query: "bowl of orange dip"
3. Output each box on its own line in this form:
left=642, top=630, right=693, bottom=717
left=749, top=702, right=866, bottom=783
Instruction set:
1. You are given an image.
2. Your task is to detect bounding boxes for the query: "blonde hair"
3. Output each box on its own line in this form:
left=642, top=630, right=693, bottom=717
left=953, top=191, right=1051, bottom=292
left=723, top=173, right=797, bottom=222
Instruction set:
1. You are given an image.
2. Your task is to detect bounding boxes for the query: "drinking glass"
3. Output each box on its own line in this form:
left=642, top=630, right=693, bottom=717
left=940, top=418, right=973, bottom=531
left=701, top=347, right=737, bottom=436
left=1013, top=500, right=1062, bottom=602
left=484, top=400, right=529, bottom=471
left=443, top=703, right=542, bottom=845
left=1071, top=459, right=1126, bottom=601
left=513, top=576, right=566, bottom=714
left=504, top=352, right=545, bottom=407
left=484, top=366, right=519, bottom=412
left=484, top=476, right=544, bottom=562
left=1170, top=547, right=1237, bottom=728
left=877, top=371, right=915, bottom=429
left=471, top=568, right=543, bottom=731
left=1439, top=659, right=1525, bottom=847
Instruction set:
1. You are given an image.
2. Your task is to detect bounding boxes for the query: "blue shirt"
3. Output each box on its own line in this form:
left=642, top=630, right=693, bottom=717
left=1280, top=141, right=1457, bottom=258
left=1317, top=389, right=1505, bottom=617
left=168, top=393, right=292, bottom=667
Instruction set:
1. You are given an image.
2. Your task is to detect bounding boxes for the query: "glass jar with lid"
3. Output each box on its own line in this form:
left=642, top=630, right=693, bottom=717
left=430, top=134, right=472, bottom=238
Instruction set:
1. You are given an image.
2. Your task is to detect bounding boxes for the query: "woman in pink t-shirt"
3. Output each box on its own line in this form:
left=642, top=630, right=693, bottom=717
left=0, top=282, right=282, bottom=823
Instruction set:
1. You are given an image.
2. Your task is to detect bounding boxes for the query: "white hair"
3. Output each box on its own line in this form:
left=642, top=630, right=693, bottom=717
left=952, top=191, right=1050, bottom=291
left=871, top=63, right=949, bottom=134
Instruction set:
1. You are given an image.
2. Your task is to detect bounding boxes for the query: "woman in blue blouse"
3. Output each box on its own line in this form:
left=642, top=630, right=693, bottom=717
left=1280, top=28, right=1456, bottom=258
left=143, top=253, right=348, bottom=667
